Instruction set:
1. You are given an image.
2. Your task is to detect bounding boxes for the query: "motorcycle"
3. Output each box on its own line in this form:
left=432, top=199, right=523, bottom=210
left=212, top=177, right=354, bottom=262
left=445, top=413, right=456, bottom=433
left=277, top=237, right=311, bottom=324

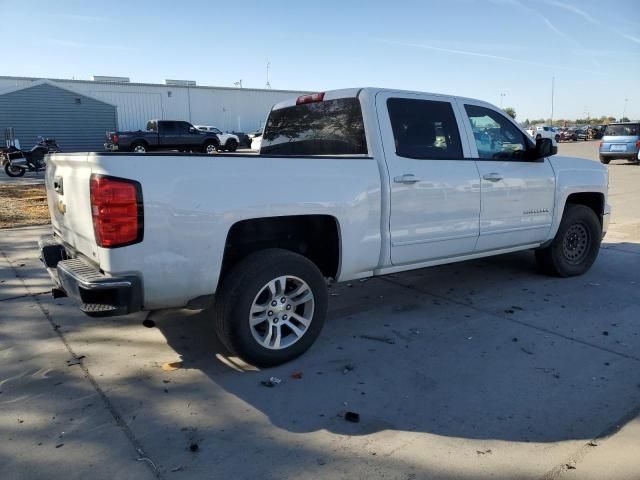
left=1, top=136, right=61, bottom=177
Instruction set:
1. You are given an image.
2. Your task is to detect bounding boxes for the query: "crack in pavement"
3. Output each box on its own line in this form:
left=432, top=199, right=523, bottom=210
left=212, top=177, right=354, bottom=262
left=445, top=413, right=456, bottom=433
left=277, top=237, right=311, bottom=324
left=380, top=277, right=640, bottom=363
left=0, top=291, right=50, bottom=302
left=0, top=248, right=163, bottom=479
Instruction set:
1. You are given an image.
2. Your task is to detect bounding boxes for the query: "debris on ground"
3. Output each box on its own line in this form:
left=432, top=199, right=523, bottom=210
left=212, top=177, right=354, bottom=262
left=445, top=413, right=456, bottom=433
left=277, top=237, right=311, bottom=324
left=504, top=309, right=515, bottom=314
left=65, top=355, right=85, bottom=366
left=162, top=361, right=183, bottom=372
left=409, top=328, right=420, bottom=335
left=260, top=377, right=282, bottom=388
left=602, top=331, right=609, bottom=336
left=521, top=347, right=534, bottom=355
left=512, top=337, right=518, bottom=342
left=476, top=449, right=492, bottom=455
left=55, top=443, right=64, bottom=448
left=587, top=440, right=598, bottom=447
left=344, top=411, right=360, bottom=423
left=170, top=466, right=184, bottom=472
left=291, top=371, right=303, bottom=380
left=342, top=364, right=355, bottom=374
left=359, top=334, right=395, bottom=344
left=565, top=463, right=576, bottom=470
left=189, top=443, right=199, bottom=452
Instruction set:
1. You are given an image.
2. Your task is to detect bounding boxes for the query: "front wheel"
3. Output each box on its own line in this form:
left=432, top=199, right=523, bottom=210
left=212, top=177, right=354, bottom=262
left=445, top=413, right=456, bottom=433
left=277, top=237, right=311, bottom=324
left=4, top=163, right=25, bottom=177
left=213, top=249, right=328, bottom=367
left=203, top=141, right=218, bottom=154
left=535, top=204, right=601, bottom=277
left=226, top=139, right=238, bottom=152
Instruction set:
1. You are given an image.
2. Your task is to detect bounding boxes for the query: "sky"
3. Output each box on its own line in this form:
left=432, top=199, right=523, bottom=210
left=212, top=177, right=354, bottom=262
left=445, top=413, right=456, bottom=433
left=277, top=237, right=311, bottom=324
left=1, top=0, right=639, bottom=121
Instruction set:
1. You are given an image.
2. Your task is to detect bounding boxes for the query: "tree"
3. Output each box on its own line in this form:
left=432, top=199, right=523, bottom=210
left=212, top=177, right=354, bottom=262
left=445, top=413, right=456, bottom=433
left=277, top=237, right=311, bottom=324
left=620, top=116, right=630, bottom=123
left=504, top=107, right=516, bottom=119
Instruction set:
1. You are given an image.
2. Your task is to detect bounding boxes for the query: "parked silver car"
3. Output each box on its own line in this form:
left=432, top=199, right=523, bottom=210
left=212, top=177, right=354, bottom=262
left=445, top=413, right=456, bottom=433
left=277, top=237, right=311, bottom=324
left=599, top=122, right=640, bottom=164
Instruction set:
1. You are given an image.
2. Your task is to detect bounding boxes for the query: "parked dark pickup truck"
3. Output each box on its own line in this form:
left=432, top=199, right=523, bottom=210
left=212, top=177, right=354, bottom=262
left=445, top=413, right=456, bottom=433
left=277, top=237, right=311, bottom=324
left=105, top=120, right=221, bottom=153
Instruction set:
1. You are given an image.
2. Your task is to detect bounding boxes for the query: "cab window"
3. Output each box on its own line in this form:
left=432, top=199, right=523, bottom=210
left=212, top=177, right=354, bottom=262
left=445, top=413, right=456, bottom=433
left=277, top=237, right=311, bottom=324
left=464, top=105, right=530, bottom=160
left=386, top=98, right=463, bottom=159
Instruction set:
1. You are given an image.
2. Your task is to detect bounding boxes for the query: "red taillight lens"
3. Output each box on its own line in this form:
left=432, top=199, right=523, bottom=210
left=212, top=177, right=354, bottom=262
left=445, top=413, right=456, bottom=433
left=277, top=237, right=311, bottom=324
left=599, top=141, right=603, bottom=148
left=90, top=175, right=143, bottom=248
left=636, top=140, right=640, bottom=149
left=296, top=92, right=325, bottom=105
left=112, top=134, right=119, bottom=144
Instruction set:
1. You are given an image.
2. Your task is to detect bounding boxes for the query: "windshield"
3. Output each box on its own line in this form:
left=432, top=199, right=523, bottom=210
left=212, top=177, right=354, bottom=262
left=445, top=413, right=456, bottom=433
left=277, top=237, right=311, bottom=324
left=605, top=124, right=639, bottom=136
left=261, top=97, right=367, bottom=156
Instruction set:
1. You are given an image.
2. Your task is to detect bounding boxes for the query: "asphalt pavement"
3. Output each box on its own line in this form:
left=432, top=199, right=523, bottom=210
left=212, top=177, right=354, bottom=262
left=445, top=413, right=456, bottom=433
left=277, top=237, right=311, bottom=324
left=1, top=141, right=639, bottom=480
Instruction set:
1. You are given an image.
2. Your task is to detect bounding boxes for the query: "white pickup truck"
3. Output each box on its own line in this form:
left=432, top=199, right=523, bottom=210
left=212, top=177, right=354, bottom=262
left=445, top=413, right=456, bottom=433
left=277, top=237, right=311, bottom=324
left=40, top=88, right=610, bottom=366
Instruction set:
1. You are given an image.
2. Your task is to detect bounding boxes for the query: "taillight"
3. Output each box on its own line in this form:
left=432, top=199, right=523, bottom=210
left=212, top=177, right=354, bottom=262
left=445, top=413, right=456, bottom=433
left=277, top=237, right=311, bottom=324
left=599, top=141, right=603, bottom=148
left=90, top=175, right=143, bottom=248
left=296, top=92, right=325, bottom=105
left=112, top=134, right=119, bottom=144
left=636, top=140, right=640, bottom=149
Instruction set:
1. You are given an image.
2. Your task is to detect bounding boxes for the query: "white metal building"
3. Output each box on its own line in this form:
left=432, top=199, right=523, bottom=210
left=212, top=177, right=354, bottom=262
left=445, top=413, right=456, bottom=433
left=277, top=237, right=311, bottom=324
left=0, top=76, right=307, bottom=145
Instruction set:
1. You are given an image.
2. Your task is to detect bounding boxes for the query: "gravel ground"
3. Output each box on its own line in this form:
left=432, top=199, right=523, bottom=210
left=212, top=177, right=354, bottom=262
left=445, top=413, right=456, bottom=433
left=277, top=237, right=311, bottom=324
left=0, top=184, right=49, bottom=228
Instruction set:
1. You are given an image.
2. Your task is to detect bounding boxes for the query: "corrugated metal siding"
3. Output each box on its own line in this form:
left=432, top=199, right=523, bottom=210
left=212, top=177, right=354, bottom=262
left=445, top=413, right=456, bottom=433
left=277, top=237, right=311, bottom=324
left=0, top=83, right=116, bottom=152
left=0, top=76, right=306, bottom=134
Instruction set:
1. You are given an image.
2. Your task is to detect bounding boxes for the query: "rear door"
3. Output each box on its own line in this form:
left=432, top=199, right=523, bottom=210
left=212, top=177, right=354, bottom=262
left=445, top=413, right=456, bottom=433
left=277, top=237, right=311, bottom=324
left=602, top=123, right=640, bottom=156
left=158, top=121, right=180, bottom=148
left=457, top=101, right=555, bottom=252
left=176, top=121, right=204, bottom=148
left=376, top=91, right=481, bottom=266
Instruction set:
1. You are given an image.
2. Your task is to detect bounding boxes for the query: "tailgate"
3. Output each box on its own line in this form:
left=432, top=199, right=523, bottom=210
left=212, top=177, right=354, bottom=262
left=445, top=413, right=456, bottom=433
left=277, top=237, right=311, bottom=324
left=45, top=154, right=98, bottom=261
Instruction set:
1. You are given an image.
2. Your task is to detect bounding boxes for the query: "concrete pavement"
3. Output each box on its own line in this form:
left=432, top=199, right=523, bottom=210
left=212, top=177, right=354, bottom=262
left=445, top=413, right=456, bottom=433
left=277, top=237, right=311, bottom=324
left=1, top=141, right=639, bottom=479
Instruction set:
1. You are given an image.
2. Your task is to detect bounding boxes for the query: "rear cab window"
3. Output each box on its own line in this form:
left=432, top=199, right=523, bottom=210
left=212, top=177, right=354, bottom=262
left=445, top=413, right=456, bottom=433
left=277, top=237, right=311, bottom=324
left=260, top=97, right=367, bottom=156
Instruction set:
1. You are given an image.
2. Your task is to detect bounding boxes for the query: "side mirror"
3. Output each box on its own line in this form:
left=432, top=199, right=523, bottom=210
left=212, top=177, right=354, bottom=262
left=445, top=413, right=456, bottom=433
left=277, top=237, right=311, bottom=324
left=531, top=137, right=556, bottom=161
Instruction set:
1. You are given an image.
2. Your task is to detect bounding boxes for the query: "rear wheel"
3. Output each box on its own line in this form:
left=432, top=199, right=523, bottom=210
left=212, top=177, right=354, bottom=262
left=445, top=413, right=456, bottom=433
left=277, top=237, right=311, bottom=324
left=4, top=163, right=25, bottom=177
left=535, top=204, right=601, bottom=277
left=131, top=142, right=147, bottom=154
left=203, top=141, right=218, bottom=154
left=213, top=249, right=328, bottom=367
left=599, top=156, right=610, bottom=164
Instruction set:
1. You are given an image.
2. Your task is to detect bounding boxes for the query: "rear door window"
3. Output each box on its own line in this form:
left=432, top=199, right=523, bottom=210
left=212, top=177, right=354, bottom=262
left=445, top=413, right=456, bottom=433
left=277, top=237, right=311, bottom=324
left=386, top=98, right=463, bottom=159
left=261, top=97, right=367, bottom=156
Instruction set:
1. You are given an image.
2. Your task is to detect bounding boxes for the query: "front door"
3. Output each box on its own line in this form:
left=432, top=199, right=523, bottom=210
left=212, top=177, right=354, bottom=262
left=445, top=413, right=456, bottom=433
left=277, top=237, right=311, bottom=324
left=376, top=92, right=481, bottom=266
left=457, top=101, right=556, bottom=251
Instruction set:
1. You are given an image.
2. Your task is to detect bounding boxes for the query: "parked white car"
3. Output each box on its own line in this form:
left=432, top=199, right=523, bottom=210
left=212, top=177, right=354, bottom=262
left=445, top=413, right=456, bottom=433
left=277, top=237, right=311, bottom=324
left=194, top=125, right=239, bottom=152
left=527, top=125, right=560, bottom=144
left=40, top=88, right=610, bottom=366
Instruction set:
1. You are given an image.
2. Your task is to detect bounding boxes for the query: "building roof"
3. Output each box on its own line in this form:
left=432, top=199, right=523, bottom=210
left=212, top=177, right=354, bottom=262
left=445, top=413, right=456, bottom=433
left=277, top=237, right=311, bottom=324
left=0, top=75, right=308, bottom=95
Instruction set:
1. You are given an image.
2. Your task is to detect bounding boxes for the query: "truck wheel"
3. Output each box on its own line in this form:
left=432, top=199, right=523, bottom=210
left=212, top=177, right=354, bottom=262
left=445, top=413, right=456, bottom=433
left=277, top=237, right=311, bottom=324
left=4, top=163, right=26, bottom=177
left=535, top=204, right=601, bottom=277
left=131, top=142, right=147, bottom=153
left=226, top=139, right=238, bottom=152
left=213, top=249, right=328, bottom=367
left=203, top=141, right=218, bottom=154
left=599, top=156, right=610, bottom=164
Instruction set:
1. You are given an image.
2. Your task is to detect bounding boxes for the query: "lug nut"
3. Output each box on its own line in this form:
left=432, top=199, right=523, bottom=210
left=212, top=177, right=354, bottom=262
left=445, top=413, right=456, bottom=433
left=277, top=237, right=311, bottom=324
left=286, top=305, right=291, bottom=310
left=280, top=297, right=286, bottom=303
left=282, top=314, right=288, bottom=320
left=268, top=311, right=273, bottom=316
left=273, top=318, right=279, bottom=324
left=271, top=301, right=277, bottom=307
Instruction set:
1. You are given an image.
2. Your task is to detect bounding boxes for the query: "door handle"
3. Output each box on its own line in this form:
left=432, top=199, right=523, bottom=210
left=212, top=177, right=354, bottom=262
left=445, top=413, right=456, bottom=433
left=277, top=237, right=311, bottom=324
left=393, top=174, right=421, bottom=184
left=482, top=173, right=503, bottom=182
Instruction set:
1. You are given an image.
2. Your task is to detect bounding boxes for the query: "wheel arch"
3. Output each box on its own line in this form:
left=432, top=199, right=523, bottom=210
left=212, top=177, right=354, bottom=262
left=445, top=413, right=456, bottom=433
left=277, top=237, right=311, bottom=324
left=219, top=214, right=342, bottom=283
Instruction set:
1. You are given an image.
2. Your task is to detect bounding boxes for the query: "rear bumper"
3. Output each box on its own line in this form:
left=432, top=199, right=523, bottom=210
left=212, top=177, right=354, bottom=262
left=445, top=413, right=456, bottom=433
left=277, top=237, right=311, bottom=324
left=39, top=235, right=142, bottom=317
left=599, top=150, right=638, bottom=159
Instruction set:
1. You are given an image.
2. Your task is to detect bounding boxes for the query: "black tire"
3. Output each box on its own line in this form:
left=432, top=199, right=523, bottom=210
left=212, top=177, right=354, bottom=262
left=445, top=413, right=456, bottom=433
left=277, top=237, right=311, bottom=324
left=130, top=142, right=147, bottom=154
left=555, top=134, right=560, bottom=142
left=213, top=249, right=328, bottom=367
left=203, top=140, right=219, bottom=154
left=536, top=134, right=542, bottom=140
left=226, top=139, right=238, bottom=152
left=4, top=163, right=25, bottom=177
left=535, top=204, right=601, bottom=277
left=599, top=156, right=610, bottom=164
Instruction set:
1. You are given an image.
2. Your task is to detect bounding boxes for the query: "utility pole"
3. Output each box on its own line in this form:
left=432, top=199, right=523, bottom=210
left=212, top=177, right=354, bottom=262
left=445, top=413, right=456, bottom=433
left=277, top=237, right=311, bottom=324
left=550, top=76, right=554, bottom=126
left=622, top=98, right=629, bottom=120
left=265, top=61, right=272, bottom=89
left=500, top=93, right=506, bottom=108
